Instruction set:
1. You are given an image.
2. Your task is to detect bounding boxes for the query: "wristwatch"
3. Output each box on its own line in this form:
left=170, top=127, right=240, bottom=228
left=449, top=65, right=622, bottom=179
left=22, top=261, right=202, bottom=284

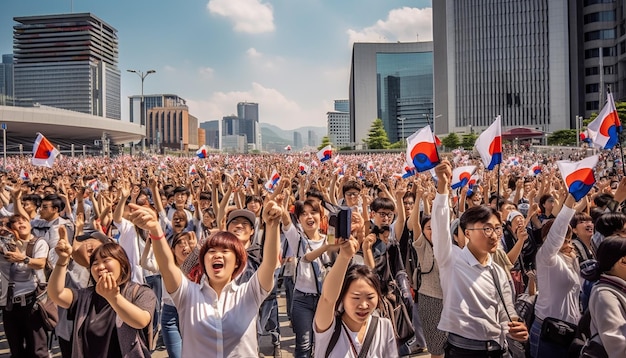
left=23, top=257, right=30, bottom=265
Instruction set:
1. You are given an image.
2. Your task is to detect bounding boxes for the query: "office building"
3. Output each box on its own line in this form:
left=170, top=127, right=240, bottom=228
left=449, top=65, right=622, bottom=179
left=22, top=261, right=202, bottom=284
left=308, top=130, right=318, bottom=147
left=129, top=94, right=187, bottom=124
left=147, top=105, right=198, bottom=152
left=200, top=120, right=220, bottom=149
left=222, top=135, right=247, bottom=153
left=293, top=131, right=302, bottom=149
left=433, top=0, right=572, bottom=134
left=237, top=102, right=260, bottom=149
left=349, top=42, right=433, bottom=144
left=13, top=13, right=121, bottom=119
left=328, top=111, right=351, bottom=148
left=334, top=99, right=349, bottom=112
left=0, top=55, right=14, bottom=104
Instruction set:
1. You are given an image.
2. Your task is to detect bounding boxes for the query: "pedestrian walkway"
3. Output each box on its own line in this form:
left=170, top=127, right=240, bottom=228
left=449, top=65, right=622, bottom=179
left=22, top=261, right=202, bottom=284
left=0, top=296, right=430, bottom=357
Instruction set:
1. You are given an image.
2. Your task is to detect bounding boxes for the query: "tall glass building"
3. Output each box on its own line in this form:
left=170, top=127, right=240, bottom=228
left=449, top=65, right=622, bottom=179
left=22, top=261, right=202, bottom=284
left=13, top=13, right=121, bottom=119
left=349, top=42, right=433, bottom=144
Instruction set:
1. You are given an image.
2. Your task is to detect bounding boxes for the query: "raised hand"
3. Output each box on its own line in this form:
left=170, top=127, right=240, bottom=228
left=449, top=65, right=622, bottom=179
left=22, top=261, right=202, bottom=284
left=339, top=236, right=359, bottom=259
left=127, top=203, right=160, bottom=233
left=55, top=226, right=73, bottom=263
left=95, top=271, right=120, bottom=301
left=262, top=200, right=283, bottom=226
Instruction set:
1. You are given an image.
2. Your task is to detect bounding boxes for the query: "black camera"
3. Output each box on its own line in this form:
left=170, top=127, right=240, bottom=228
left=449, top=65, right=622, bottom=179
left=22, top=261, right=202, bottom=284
left=324, top=203, right=352, bottom=244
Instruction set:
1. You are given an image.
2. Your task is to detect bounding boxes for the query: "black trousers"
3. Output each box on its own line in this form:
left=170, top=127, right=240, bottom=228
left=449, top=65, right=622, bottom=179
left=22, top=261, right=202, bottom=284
left=445, top=342, right=509, bottom=358
left=2, top=301, right=49, bottom=358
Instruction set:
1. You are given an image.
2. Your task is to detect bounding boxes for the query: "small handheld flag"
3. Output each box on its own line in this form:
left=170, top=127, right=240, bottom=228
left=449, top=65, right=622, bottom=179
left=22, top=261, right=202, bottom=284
left=317, top=145, right=332, bottom=163
left=188, top=164, right=198, bottom=176
left=556, top=155, right=599, bottom=201
left=298, top=162, right=309, bottom=175
left=528, top=162, right=542, bottom=176
left=32, top=133, right=60, bottom=168
left=474, top=116, right=502, bottom=170
left=587, top=92, right=622, bottom=150
left=406, top=126, right=440, bottom=173
left=196, top=145, right=209, bottom=159
left=451, top=166, right=477, bottom=190
left=19, top=169, right=29, bottom=180
left=264, top=170, right=281, bottom=192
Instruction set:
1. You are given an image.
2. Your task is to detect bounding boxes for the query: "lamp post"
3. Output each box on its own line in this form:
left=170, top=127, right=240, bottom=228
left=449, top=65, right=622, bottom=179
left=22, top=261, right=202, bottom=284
left=127, top=69, right=156, bottom=153
left=398, top=117, right=406, bottom=147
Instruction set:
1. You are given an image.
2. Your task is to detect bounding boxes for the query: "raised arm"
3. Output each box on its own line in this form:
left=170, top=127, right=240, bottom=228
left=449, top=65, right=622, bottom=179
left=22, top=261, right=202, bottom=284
left=431, top=161, right=454, bottom=268
left=149, top=178, right=165, bottom=214
left=536, top=194, right=576, bottom=267
left=393, top=182, right=407, bottom=238
left=314, top=237, right=358, bottom=333
left=113, top=181, right=130, bottom=224
left=257, top=201, right=283, bottom=292
left=128, top=203, right=181, bottom=294
left=48, top=226, right=74, bottom=309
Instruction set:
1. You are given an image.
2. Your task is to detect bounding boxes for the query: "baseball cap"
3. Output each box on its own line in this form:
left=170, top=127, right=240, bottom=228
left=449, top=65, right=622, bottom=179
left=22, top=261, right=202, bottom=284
left=507, top=210, right=524, bottom=223
left=226, top=209, right=256, bottom=227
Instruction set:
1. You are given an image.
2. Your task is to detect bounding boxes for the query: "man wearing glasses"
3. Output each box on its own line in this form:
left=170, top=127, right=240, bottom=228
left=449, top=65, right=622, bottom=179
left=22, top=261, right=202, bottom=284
left=432, top=161, right=528, bottom=357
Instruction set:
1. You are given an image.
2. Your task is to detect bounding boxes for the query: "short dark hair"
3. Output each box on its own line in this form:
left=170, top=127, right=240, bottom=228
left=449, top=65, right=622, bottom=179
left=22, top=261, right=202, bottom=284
left=595, top=212, right=626, bottom=238
left=22, top=194, right=42, bottom=208
left=370, top=197, right=395, bottom=213
left=294, top=199, right=322, bottom=219
left=420, top=215, right=432, bottom=231
left=570, top=212, right=593, bottom=228
left=341, top=180, right=362, bottom=196
left=538, top=194, right=553, bottom=213
left=173, top=186, right=190, bottom=196
left=245, top=195, right=263, bottom=206
left=594, top=193, right=614, bottom=208
left=459, top=205, right=501, bottom=231
left=89, top=243, right=132, bottom=286
left=402, top=192, right=416, bottom=202
left=42, top=194, right=65, bottom=212
left=305, top=189, right=324, bottom=202
left=199, top=231, right=247, bottom=279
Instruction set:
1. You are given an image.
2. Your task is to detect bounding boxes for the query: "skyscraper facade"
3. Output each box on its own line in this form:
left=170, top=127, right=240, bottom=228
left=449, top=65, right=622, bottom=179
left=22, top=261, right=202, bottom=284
left=200, top=120, right=220, bottom=149
left=237, top=102, right=260, bottom=149
left=0, top=55, right=14, bottom=103
left=433, top=0, right=572, bottom=134
left=349, top=42, right=434, bottom=144
left=293, top=131, right=303, bottom=149
left=13, top=13, right=121, bottom=119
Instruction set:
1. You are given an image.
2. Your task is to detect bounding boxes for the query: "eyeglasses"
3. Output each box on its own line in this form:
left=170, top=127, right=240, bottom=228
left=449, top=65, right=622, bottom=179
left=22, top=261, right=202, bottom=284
left=345, top=192, right=359, bottom=198
left=466, top=226, right=503, bottom=236
left=376, top=212, right=394, bottom=219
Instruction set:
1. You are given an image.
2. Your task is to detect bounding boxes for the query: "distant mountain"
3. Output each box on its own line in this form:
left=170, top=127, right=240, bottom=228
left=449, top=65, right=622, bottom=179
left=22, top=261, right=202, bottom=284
left=260, top=123, right=326, bottom=147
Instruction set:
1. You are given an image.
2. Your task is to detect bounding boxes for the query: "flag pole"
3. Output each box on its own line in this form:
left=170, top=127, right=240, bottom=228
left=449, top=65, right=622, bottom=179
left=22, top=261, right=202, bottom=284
left=497, top=163, right=501, bottom=200
left=424, top=115, right=441, bottom=160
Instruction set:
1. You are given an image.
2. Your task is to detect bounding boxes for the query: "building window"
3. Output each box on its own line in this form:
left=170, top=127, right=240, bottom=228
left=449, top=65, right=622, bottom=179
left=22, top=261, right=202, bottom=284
left=585, top=67, right=599, bottom=76
left=586, top=84, right=599, bottom=93
left=603, top=47, right=616, bottom=57
left=604, top=65, right=615, bottom=75
left=586, top=101, right=599, bottom=111
left=584, top=0, right=615, bottom=4
left=584, top=11, right=616, bottom=24
left=584, top=29, right=616, bottom=41
left=585, top=48, right=599, bottom=59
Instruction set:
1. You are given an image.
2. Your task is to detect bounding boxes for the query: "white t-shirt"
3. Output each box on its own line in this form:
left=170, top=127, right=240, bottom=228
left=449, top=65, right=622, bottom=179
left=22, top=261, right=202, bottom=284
left=283, top=224, right=328, bottom=294
left=314, top=316, right=398, bottom=358
left=170, top=269, right=269, bottom=358
left=113, top=218, right=149, bottom=284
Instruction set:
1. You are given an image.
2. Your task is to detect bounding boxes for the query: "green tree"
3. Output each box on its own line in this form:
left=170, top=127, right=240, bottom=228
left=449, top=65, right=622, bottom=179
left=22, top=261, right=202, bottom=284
left=318, top=136, right=332, bottom=150
left=363, top=118, right=391, bottom=149
left=441, top=133, right=460, bottom=149
left=547, top=129, right=577, bottom=146
left=461, top=132, right=478, bottom=150
left=389, top=140, right=405, bottom=149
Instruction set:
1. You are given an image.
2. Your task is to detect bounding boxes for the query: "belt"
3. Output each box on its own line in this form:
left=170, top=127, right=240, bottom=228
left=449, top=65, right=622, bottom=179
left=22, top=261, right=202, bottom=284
left=11, top=290, right=37, bottom=306
left=448, top=333, right=503, bottom=352
left=294, top=289, right=319, bottom=296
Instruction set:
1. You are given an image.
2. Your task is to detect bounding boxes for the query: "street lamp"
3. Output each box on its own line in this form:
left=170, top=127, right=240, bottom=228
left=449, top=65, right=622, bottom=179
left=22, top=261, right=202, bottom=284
left=127, top=69, right=156, bottom=153
left=398, top=117, right=406, bottom=147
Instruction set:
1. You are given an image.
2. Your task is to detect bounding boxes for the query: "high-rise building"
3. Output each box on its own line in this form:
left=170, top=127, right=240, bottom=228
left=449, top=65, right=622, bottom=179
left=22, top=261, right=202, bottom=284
left=327, top=111, right=351, bottom=148
left=349, top=42, right=433, bottom=144
left=0, top=55, right=14, bottom=103
left=308, top=130, right=318, bottom=147
left=147, top=105, right=198, bottom=152
left=334, top=99, right=349, bottom=112
left=237, top=102, right=260, bottom=149
left=293, top=131, right=303, bottom=149
left=129, top=94, right=187, bottom=124
left=13, top=13, right=121, bottom=119
left=200, top=120, right=220, bottom=149
left=433, top=0, right=572, bottom=134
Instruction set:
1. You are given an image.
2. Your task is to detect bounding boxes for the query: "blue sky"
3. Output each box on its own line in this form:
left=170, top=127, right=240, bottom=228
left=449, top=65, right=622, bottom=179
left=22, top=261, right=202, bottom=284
left=0, top=0, right=432, bottom=130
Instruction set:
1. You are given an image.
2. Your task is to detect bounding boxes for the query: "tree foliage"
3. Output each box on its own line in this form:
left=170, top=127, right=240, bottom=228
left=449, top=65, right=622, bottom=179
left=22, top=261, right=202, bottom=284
left=364, top=118, right=391, bottom=149
left=318, top=136, right=332, bottom=150
left=461, top=132, right=478, bottom=150
left=547, top=129, right=577, bottom=146
left=441, top=132, right=460, bottom=149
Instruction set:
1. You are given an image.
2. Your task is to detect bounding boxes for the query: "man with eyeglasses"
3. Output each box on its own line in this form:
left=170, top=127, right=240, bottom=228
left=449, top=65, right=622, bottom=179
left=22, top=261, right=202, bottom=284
left=432, top=161, right=528, bottom=357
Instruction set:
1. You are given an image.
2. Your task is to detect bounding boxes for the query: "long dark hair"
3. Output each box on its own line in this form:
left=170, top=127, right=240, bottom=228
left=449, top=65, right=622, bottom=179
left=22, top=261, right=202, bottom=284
left=336, top=265, right=382, bottom=313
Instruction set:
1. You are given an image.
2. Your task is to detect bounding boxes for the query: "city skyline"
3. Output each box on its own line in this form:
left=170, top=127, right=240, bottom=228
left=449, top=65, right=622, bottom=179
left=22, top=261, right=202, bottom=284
left=0, top=0, right=433, bottom=130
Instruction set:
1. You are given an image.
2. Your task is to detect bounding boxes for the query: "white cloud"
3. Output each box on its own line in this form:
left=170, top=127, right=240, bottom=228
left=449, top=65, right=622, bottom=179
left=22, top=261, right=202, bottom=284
left=246, top=48, right=262, bottom=58
left=198, top=66, right=214, bottom=79
left=207, top=0, right=275, bottom=34
left=347, top=7, right=432, bottom=46
left=163, top=65, right=177, bottom=72
left=186, top=82, right=328, bottom=130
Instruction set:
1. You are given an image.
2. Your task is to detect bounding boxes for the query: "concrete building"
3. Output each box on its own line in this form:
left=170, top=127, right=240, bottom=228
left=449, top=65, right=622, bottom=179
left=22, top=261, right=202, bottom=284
left=129, top=94, right=187, bottom=125
left=237, top=102, right=260, bottom=149
left=349, top=42, right=434, bottom=144
left=13, top=13, right=121, bottom=120
left=327, top=111, right=350, bottom=148
left=147, top=105, right=199, bottom=152
left=222, top=135, right=247, bottom=153
left=200, top=120, right=220, bottom=149
left=293, top=131, right=302, bottom=149
left=0, top=55, right=14, bottom=104
left=334, top=99, right=349, bottom=112
left=308, top=130, right=318, bottom=147
left=433, top=0, right=572, bottom=134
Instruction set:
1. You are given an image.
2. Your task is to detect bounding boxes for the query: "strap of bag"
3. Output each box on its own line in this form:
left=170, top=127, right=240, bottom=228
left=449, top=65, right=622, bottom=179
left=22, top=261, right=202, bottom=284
left=324, top=316, right=379, bottom=358
left=489, top=265, right=513, bottom=322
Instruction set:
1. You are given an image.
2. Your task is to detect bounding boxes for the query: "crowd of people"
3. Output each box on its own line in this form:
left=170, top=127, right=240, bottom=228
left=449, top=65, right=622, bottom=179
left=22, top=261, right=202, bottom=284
left=0, top=144, right=625, bottom=358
